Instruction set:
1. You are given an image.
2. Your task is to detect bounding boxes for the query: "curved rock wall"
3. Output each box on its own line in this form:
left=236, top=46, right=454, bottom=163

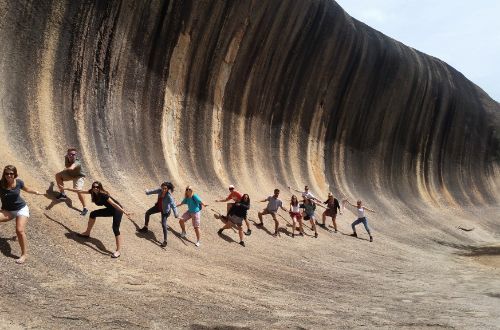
left=1, top=0, right=499, bottom=209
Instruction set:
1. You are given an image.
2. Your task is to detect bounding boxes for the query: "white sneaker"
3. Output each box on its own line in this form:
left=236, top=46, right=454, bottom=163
left=195, top=241, right=200, bottom=247
left=180, top=232, right=186, bottom=238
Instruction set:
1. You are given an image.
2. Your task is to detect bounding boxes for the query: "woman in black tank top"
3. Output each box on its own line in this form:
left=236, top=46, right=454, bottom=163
left=62, top=181, right=131, bottom=258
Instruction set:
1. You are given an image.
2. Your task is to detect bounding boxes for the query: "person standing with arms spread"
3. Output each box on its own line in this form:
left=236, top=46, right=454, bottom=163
left=139, top=182, right=178, bottom=247
left=344, top=199, right=375, bottom=242
left=257, top=189, right=288, bottom=236
left=176, top=186, right=208, bottom=247
left=289, top=185, right=322, bottom=204
left=63, top=181, right=131, bottom=258
left=55, top=148, right=88, bottom=216
left=321, top=192, right=342, bottom=232
left=0, top=165, right=44, bottom=264
left=215, top=184, right=251, bottom=235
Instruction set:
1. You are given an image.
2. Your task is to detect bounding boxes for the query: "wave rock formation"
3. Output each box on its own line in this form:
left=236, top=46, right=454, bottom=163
left=1, top=0, right=499, bottom=328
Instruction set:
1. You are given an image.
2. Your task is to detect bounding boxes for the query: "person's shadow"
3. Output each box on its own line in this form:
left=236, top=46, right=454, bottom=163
left=129, top=217, right=188, bottom=247
left=250, top=218, right=275, bottom=237
left=44, top=182, right=81, bottom=212
left=43, top=213, right=112, bottom=255
left=0, top=235, right=18, bottom=259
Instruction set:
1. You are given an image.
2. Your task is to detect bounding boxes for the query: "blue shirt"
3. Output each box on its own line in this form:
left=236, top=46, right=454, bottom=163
left=0, top=179, right=27, bottom=211
left=182, top=194, right=202, bottom=213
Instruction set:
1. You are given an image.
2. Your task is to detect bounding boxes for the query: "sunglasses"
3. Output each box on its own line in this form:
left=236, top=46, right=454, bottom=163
left=4, top=172, right=15, bottom=176
left=92, top=186, right=99, bottom=189
left=186, top=188, right=192, bottom=191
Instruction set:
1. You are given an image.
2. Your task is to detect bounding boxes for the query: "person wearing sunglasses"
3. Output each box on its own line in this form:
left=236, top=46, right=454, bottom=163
left=63, top=181, right=131, bottom=257
left=0, top=165, right=44, bottom=264
left=344, top=199, right=375, bottom=242
left=54, top=148, right=88, bottom=216
left=176, top=186, right=208, bottom=247
left=139, top=181, right=178, bottom=247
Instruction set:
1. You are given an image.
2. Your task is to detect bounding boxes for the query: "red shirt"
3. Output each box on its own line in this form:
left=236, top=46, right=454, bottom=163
left=224, top=190, right=242, bottom=202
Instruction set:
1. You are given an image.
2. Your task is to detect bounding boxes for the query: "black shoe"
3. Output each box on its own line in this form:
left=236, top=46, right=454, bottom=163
left=370, top=236, right=373, bottom=242
left=239, top=241, right=245, bottom=247
left=161, top=240, right=168, bottom=247
left=80, top=208, right=88, bottom=216
left=319, top=223, right=326, bottom=228
left=292, top=233, right=295, bottom=238
left=350, top=232, right=357, bottom=237
left=245, top=229, right=252, bottom=236
left=299, top=232, right=304, bottom=236
left=56, top=193, right=67, bottom=200
left=217, top=228, right=224, bottom=235
left=314, top=232, right=318, bottom=238
left=138, top=226, right=148, bottom=233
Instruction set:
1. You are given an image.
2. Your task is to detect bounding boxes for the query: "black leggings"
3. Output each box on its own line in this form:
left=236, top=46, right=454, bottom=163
left=90, top=208, right=123, bottom=236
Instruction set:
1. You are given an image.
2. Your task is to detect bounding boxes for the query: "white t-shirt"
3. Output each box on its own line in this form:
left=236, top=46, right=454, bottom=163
left=290, top=204, right=300, bottom=213
left=357, top=207, right=365, bottom=218
left=301, top=191, right=316, bottom=200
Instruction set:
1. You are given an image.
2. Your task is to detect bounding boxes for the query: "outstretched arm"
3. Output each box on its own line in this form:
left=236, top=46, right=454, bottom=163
left=145, top=188, right=161, bottom=195
left=21, top=185, right=44, bottom=195
left=287, top=186, right=302, bottom=194
left=107, top=198, right=131, bottom=218
left=364, top=206, right=376, bottom=213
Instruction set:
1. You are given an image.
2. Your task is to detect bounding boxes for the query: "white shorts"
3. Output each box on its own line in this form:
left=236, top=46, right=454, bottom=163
left=5, top=205, right=30, bottom=218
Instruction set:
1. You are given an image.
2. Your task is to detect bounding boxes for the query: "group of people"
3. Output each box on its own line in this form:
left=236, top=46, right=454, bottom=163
left=0, top=148, right=376, bottom=264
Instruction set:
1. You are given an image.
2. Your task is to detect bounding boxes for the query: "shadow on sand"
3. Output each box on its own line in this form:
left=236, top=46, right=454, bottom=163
left=44, top=182, right=81, bottom=213
left=44, top=213, right=112, bottom=255
left=0, top=235, right=18, bottom=259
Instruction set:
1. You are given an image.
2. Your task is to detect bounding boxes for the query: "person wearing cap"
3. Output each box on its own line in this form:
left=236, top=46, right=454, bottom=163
left=139, top=182, right=178, bottom=247
left=321, top=192, right=342, bottom=232
left=257, top=189, right=288, bottom=236
left=215, top=185, right=251, bottom=235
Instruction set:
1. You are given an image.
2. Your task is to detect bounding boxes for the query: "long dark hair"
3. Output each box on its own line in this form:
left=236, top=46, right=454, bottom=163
left=1, top=165, right=18, bottom=189
left=291, top=195, right=298, bottom=206
left=88, top=181, right=110, bottom=202
left=240, top=193, right=250, bottom=206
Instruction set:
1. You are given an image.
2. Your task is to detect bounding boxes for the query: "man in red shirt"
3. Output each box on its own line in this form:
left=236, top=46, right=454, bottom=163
left=215, top=185, right=251, bottom=235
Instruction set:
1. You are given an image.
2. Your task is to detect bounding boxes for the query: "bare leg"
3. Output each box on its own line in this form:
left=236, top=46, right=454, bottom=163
left=77, top=192, right=87, bottom=208
left=238, top=226, right=243, bottom=242
left=332, top=215, right=337, bottom=232
left=179, top=219, right=186, bottom=234
left=15, top=216, right=28, bottom=264
left=272, top=214, right=279, bottom=235
left=311, top=219, right=318, bottom=237
left=244, top=218, right=251, bottom=232
left=0, top=210, right=13, bottom=222
left=115, top=235, right=121, bottom=254
left=55, top=173, right=64, bottom=193
left=194, top=227, right=201, bottom=242
left=257, top=212, right=263, bottom=225
left=82, top=217, right=96, bottom=235
left=322, top=210, right=327, bottom=225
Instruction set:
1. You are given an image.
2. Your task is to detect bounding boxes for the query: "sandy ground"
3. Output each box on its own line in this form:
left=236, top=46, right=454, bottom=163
left=0, top=186, right=498, bottom=329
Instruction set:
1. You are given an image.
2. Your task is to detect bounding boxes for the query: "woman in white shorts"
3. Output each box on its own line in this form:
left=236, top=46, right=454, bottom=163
left=176, top=186, right=208, bottom=247
left=0, top=165, right=44, bottom=264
